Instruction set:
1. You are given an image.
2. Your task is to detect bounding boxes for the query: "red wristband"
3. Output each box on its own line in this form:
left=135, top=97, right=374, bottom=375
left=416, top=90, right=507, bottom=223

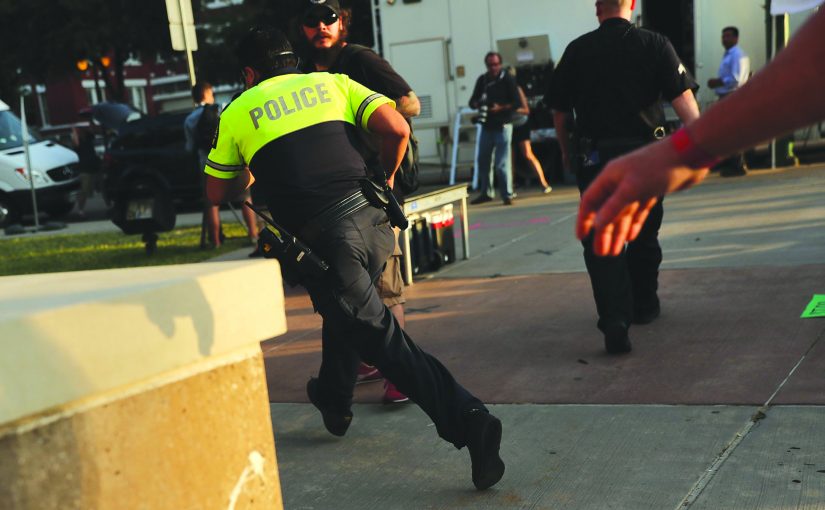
left=670, top=127, right=720, bottom=169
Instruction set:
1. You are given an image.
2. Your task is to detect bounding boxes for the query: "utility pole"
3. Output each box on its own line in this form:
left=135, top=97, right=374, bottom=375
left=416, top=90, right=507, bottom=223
left=19, top=90, right=40, bottom=230
left=165, top=0, right=198, bottom=86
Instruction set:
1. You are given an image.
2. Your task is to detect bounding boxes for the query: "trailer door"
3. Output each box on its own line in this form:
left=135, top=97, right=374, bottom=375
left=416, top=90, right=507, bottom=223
left=389, top=38, right=450, bottom=127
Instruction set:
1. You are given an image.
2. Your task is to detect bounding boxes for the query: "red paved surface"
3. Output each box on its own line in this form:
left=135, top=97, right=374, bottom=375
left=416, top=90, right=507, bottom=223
left=262, top=264, right=825, bottom=405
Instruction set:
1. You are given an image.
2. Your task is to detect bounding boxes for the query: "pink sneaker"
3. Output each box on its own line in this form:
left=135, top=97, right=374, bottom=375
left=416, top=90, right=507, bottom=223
left=356, top=363, right=382, bottom=384
left=382, top=381, right=409, bottom=404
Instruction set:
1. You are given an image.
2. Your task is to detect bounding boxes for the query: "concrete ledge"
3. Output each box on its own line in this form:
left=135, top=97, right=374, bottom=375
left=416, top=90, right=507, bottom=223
left=1, top=353, right=282, bottom=510
left=0, top=260, right=286, bottom=427
left=0, top=260, right=287, bottom=509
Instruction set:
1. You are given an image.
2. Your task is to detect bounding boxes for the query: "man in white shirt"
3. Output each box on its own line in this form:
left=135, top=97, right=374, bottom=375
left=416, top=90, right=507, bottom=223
left=708, top=26, right=750, bottom=176
left=708, top=26, right=750, bottom=98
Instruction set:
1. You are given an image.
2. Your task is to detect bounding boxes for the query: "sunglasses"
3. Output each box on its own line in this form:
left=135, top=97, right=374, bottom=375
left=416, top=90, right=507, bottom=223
left=302, top=10, right=338, bottom=28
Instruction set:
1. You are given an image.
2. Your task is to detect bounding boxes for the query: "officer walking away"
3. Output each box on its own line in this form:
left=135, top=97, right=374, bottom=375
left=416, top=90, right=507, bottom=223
left=184, top=82, right=224, bottom=248
left=549, top=0, right=700, bottom=354
left=298, top=0, right=420, bottom=404
left=708, top=26, right=750, bottom=177
left=469, top=52, right=521, bottom=205
left=204, top=27, right=505, bottom=491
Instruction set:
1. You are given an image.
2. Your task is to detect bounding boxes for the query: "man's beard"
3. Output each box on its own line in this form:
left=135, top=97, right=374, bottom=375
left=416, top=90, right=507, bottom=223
left=311, top=37, right=347, bottom=69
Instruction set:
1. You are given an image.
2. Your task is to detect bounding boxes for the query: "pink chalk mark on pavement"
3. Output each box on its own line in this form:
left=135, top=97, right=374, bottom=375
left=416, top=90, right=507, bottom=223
left=455, top=216, right=552, bottom=237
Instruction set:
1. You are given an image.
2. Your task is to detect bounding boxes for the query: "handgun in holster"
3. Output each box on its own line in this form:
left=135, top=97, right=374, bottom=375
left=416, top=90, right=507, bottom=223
left=359, top=179, right=409, bottom=230
left=244, top=202, right=329, bottom=286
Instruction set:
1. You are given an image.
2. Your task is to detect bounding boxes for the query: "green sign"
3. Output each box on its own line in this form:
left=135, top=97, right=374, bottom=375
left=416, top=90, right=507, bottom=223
left=801, top=295, right=825, bottom=318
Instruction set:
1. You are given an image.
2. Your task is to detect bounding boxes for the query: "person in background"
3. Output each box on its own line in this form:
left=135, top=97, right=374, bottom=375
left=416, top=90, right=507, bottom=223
left=71, top=124, right=101, bottom=219
left=708, top=26, right=750, bottom=177
left=510, top=68, right=552, bottom=194
left=185, top=82, right=259, bottom=253
left=184, top=81, right=224, bottom=248
left=469, top=51, right=520, bottom=206
left=550, top=0, right=700, bottom=354
left=577, top=8, right=825, bottom=256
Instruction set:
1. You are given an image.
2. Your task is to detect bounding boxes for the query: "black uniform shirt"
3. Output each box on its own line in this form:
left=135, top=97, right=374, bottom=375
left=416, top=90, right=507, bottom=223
left=549, top=18, right=696, bottom=140
left=204, top=68, right=393, bottom=233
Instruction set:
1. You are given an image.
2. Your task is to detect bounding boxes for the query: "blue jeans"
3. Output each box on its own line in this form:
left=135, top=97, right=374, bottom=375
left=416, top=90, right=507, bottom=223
left=477, top=124, right=513, bottom=199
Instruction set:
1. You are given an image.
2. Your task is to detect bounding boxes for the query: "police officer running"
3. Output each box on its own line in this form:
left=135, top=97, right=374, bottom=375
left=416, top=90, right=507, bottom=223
left=204, top=27, right=504, bottom=491
left=549, top=0, right=700, bottom=354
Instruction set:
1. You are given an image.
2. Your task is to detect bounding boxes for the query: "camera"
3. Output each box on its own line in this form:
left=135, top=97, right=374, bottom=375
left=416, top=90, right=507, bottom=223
left=472, top=105, right=489, bottom=125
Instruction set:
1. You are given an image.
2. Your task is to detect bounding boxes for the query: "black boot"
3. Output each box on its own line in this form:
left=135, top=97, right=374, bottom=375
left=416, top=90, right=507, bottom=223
left=307, top=378, right=352, bottom=437
left=464, top=409, right=505, bottom=490
left=603, top=323, right=632, bottom=354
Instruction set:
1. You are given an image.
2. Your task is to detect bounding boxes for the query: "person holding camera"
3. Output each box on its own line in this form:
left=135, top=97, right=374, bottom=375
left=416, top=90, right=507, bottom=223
left=204, top=27, right=505, bottom=491
left=469, top=51, right=521, bottom=205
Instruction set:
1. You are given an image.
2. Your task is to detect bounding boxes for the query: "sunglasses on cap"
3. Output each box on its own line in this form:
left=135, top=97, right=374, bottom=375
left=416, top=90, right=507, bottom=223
left=303, top=10, right=339, bottom=28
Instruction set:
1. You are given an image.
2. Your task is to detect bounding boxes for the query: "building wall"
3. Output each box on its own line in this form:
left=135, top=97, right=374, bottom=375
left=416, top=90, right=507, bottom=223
left=377, top=0, right=601, bottom=160
left=377, top=0, right=599, bottom=121
left=376, top=0, right=818, bottom=160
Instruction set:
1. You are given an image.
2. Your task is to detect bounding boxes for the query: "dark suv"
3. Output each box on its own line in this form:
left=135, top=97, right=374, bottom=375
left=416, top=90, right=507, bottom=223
left=102, top=111, right=202, bottom=209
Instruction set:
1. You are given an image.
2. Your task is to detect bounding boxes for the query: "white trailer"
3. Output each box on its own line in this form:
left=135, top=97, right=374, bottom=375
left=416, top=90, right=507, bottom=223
left=372, top=0, right=817, bottom=165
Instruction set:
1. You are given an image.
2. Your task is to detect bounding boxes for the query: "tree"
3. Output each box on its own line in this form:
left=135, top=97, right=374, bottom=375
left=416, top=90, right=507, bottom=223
left=0, top=0, right=175, bottom=104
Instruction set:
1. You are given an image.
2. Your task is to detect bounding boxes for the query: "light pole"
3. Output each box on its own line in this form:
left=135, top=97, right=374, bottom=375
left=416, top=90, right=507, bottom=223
left=18, top=85, right=40, bottom=230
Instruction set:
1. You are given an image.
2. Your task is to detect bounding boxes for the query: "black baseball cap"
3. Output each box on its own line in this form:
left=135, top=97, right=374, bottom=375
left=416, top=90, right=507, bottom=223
left=302, top=0, right=341, bottom=16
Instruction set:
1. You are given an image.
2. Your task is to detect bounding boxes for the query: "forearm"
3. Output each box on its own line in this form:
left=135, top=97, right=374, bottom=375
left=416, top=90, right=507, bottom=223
left=380, top=132, right=409, bottom=182
left=368, top=104, right=411, bottom=183
left=553, top=111, right=571, bottom=158
left=691, top=10, right=825, bottom=158
left=206, top=168, right=254, bottom=205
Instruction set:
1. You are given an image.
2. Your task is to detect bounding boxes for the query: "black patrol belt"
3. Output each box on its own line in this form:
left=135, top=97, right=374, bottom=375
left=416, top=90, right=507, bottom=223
left=302, top=189, right=371, bottom=239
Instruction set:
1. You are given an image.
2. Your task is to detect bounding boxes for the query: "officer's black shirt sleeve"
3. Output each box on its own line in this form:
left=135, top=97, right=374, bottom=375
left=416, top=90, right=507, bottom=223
left=548, top=44, right=576, bottom=113
left=656, top=38, right=697, bottom=101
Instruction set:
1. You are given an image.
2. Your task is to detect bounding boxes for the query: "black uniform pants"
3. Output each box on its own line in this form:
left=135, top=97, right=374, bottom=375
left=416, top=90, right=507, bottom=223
left=302, top=206, right=485, bottom=448
left=577, top=163, right=664, bottom=334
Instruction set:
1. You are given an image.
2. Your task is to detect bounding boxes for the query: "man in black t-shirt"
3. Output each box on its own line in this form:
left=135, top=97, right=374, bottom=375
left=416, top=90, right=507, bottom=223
left=549, top=0, right=700, bottom=354
left=298, top=0, right=420, bottom=403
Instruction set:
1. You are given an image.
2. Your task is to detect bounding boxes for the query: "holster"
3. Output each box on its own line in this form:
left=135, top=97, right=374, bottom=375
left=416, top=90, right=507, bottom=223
left=360, top=179, right=408, bottom=230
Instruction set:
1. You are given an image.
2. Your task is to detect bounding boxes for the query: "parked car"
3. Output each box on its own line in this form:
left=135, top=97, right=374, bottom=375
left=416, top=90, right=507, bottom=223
left=0, top=99, right=80, bottom=227
left=102, top=111, right=202, bottom=209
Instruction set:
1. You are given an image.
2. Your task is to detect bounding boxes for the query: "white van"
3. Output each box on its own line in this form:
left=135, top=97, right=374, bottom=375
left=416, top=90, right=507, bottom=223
left=0, top=99, right=80, bottom=227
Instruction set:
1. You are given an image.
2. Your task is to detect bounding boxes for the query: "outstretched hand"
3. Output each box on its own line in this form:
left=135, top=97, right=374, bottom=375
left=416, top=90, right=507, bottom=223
left=576, top=139, right=709, bottom=256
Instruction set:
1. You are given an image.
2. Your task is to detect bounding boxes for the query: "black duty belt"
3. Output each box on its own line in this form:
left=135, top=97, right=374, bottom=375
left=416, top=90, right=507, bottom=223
left=302, top=190, right=371, bottom=238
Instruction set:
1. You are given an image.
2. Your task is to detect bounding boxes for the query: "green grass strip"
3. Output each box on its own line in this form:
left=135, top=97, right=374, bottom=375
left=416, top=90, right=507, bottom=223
left=0, top=224, right=253, bottom=277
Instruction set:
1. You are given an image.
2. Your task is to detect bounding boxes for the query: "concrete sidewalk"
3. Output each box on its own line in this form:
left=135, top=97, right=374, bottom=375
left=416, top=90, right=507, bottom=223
left=260, top=165, right=825, bottom=509
left=10, top=164, right=825, bottom=508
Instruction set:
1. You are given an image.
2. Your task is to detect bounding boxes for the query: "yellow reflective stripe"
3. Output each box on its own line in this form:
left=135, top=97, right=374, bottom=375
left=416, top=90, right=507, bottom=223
left=358, top=95, right=394, bottom=131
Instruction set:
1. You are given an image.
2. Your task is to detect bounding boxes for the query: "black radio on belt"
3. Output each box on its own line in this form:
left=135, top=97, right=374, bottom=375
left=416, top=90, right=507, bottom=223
left=244, top=201, right=329, bottom=286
